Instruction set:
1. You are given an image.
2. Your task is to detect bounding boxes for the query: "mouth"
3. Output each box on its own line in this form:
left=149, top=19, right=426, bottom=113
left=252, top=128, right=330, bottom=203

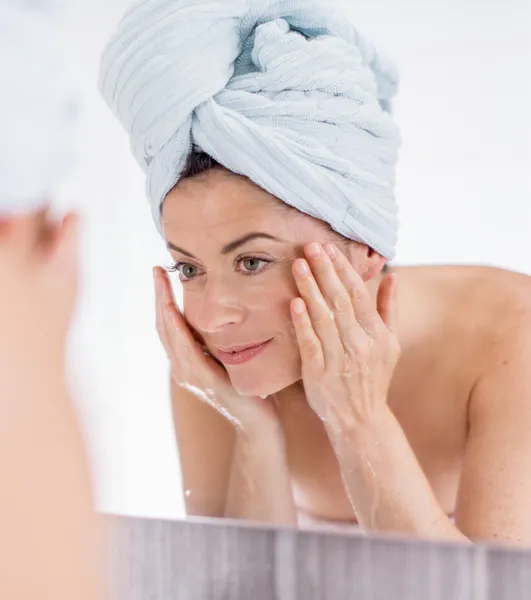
left=215, top=340, right=272, bottom=353
left=213, top=339, right=273, bottom=366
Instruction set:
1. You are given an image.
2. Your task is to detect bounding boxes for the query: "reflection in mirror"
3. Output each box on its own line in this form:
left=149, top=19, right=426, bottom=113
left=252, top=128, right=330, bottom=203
left=68, top=0, right=530, bottom=551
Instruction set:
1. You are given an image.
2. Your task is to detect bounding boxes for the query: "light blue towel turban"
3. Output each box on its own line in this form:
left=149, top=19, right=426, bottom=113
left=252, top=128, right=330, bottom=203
left=99, top=0, right=401, bottom=259
left=0, top=0, right=78, bottom=215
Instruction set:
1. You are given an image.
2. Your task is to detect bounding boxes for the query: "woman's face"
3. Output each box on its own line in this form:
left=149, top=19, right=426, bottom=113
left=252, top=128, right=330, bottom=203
left=162, top=168, right=355, bottom=398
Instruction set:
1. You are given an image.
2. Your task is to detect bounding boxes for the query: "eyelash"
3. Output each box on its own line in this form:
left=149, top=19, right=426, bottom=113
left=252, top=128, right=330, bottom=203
left=166, top=256, right=273, bottom=283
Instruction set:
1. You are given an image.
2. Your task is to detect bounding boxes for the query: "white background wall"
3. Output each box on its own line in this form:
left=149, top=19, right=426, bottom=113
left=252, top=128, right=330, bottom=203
left=59, top=0, right=530, bottom=519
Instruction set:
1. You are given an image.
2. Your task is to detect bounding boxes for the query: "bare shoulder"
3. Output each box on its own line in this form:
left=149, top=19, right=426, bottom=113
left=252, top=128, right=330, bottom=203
left=462, top=266, right=531, bottom=366
left=450, top=265, right=531, bottom=330
left=395, top=264, right=531, bottom=368
left=397, top=264, right=531, bottom=320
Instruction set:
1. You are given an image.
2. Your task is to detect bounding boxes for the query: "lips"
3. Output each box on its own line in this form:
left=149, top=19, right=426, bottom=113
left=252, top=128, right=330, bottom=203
left=214, top=339, right=273, bottom=366
left=215, top=340, right=271, bottom=353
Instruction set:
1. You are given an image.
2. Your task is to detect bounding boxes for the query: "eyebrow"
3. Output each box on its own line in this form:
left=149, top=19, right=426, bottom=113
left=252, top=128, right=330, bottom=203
left=167, top=232, right=285, bottom=259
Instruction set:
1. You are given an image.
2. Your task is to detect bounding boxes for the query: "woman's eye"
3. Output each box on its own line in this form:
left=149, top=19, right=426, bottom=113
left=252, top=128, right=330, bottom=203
left=240, top=257, right=266, bottom=273
left=177, top=263, right=198, bottom=280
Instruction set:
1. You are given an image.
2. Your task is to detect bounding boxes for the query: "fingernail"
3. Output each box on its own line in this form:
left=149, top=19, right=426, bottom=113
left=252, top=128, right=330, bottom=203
left=293, top=298, right=305, bottom=314
left=324, top=243, right=337, bottom=260
left=307, top=242, right=321, bottom=259
left=296, top=259, right=310, bottom=277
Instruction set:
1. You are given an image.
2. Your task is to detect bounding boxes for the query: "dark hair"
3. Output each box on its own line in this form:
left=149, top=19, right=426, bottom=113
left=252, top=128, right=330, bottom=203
left=161, top=151, right=220, bottom=215
left=182, top=150, right=221, bottom=179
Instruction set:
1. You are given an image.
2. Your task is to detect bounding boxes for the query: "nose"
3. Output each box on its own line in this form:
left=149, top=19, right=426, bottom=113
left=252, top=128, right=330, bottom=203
left=189, top=279, right=246, bottom=335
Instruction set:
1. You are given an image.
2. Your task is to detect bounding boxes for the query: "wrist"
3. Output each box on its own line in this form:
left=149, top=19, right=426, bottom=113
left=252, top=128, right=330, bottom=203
left=328, top=405, right=394, bottom=448
left=238, top=416, right=285, bottom=442
left=229, top=395, right=283, bottom=436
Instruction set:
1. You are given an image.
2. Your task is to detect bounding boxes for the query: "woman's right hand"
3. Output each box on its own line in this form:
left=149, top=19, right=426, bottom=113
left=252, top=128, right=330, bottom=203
left=153, top=266, right=281, bottom=432
left=0, top=210, right=79, bottom=367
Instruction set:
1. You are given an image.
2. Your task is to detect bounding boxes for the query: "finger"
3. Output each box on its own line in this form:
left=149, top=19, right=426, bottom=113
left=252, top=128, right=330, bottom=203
left=292, top=256, right=342, bottom=367
left=159, top=266, right=178, bottom=309
left=153, top=267, right=170, bottom=351
left=155, top=267, right=202, bottom=362
left=30, top=207, right=51, bottom=251
left=163, top=300, right=207, bottom=367
left=159, top=268, right=196, bottom=350
left=304, top=242, right=361, bottom=343
left=49, top=212, right=79, bottom=275
left=154, top=266, right=185, bottom=366
left=0, top=209, right=51, bottom=262
left=290, top=297, right=325, bottom=372
left=158, top=270, right=203, bottom=348
left=154, top=267, right=182, bottom=360
left=377, top=273, right=398, bottom=332
left=324, top=244, right=379, bottom=334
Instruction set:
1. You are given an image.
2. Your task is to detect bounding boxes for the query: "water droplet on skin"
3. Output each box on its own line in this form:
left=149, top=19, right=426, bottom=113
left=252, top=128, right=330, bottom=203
left=179, top=383, right=241, bottom=428
left=185, top=490, right=192, bottom=497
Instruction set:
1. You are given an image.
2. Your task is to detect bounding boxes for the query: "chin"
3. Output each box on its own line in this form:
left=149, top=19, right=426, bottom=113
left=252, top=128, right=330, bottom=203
left=228, top=364, right=300, bottom=399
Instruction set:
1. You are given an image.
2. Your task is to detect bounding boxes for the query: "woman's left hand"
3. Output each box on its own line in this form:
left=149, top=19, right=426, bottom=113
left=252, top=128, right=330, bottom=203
left=290, top=242, right=401, bottom=436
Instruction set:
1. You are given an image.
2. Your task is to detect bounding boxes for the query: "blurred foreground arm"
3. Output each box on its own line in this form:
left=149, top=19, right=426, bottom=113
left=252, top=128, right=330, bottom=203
left=0, top=1, right=106, bottom=596
left=0, top=214, right=106, bottom=600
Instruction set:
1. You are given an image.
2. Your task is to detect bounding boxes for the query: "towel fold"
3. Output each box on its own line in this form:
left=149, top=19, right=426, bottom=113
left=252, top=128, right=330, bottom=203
left=99, top=0, right=401, bottom=258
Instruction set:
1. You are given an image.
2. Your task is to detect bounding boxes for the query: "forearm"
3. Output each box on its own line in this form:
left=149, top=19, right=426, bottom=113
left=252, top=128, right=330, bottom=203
left=330, top=407, right=470, bottom=542
left=0, top=351, right=106, bottom=599
left=224, top=424, right=297, bottom=526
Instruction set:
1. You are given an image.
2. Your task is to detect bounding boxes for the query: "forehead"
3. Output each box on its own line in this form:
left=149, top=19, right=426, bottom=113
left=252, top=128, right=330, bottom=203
left=162, top=169, right=325, bottom=243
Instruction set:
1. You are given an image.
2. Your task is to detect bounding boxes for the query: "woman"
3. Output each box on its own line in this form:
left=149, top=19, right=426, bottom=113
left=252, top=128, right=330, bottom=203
left=100, top=0, right=531, bottom=545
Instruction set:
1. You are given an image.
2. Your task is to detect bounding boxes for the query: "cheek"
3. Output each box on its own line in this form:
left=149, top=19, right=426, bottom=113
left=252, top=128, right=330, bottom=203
left=179, top=297, right=205, bottom=343
left=234, top=267, right=297, bottom=316
left=245, top=271, right=298, bottom=299
left=251, top=287, right=296, bottom=336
